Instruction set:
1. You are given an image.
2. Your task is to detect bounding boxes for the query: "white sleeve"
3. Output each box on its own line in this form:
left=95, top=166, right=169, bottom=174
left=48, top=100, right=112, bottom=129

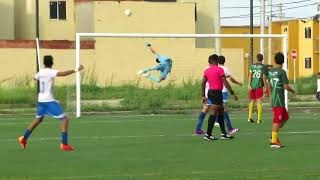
left=224, top=67, right=231, bottom=78
left=49, top=69, right=58, bottom=78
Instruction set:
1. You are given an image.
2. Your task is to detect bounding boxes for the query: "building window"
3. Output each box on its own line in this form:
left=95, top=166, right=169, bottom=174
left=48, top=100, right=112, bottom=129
left=305, top=27, right=311, bottom=39
left=305, top=57, right=312, bottom=69
left=50, top=1, right=66, bottom=20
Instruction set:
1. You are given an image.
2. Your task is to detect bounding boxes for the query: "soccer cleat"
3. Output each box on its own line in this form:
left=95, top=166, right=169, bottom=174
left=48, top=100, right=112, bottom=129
left=60, top=144, right=75, bottom=151
left=194, top=129, right=204, bottom=135
left=228, top=128, right=240, bottom=135
left=137, top=70, right=144, bottom=75
left=257, top=120, right=263, bottom=124
left=220, top=134, right=234, bottom=140
left=270, top=143, right=283, bottom=148
left=18, top=136, right=27, bottom=149
left=214, top=122, right=220, bottom=127
left=204, top=134, right=218, bottom=141
left=248, top=119, right=255, bottom=123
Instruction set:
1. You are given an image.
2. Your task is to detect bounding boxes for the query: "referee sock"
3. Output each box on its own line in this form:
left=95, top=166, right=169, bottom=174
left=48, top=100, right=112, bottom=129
left=257, top=103, right=262, bottom=121
left=271, top=131, right=278, bottom=144
left=207, top=115, right=217, bottom=136
left=248, top=102, right=254, bottom=119
left=23, top=129, right=32, bottom=140
left=224, top=112, right=233, bottom=131
left=196, top=112, right=206, bottom=131
left=62, top=132, right=68, bottom=145
left=217, top=114, right=227, bottom=135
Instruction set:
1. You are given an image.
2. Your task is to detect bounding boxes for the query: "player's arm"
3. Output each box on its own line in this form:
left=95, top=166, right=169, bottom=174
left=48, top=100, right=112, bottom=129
left=223, top=77, right=238, bottom=101
left=284, top=84, right=296, bottom=96
left=201, top=76, right=208, bottom=102
left=57, top=65, right=84, bottom=77
left=229, top=76, right=243, bottom=86
left=247, top=71, right=252, bottom=90
left=146, top=43, right=157, bottom=55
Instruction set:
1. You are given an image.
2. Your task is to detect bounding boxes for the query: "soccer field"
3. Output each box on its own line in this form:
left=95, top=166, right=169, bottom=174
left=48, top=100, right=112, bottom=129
left=1, top=112, right=320, bottom=180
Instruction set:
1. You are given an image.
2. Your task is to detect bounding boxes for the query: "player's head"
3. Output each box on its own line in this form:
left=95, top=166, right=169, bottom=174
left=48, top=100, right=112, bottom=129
left=43, top=55, right=54, bottom=68
left=274, top=52, right=284, bottom=65
left=156, top=58, right=160, bottom=63
left=257, top=54, right=263, bottom=62
left=218, top=55, right=225, bottom=65
left=208, top=54, right=219, bottom=65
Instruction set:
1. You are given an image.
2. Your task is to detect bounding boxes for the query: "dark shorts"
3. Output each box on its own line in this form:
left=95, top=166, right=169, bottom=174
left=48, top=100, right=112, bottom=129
left=316, top=92, right=320, bottom=101
left=208, top=90, right=223, bottom=105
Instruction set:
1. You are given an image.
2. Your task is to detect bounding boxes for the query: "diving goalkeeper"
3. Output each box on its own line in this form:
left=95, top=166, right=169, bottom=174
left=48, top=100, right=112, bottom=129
left=137, top=43, right=173, bottom=83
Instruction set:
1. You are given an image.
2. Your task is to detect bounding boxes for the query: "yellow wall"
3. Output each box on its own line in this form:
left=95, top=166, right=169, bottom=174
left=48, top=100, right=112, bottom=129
left=0, top=0, right=14, bottom=40
left=75, top=1, right=94, bottom=35
left=15, top=0, right=75, bottom=40
left=0, top=49, right=94, bottom=87
left=177, top=0, right=216, bottom=48
left=221, top=26, right=268, bottom=79
left=298, top=20, right=314, bottom=77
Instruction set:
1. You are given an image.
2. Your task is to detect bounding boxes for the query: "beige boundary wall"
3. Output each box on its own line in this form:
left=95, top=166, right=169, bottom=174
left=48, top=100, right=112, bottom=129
left=0, top=1, right=244, bottom=87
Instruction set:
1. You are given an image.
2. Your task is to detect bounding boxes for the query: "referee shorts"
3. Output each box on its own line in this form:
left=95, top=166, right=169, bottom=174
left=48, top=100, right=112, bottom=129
left=208, top=90, right=223, bottom=105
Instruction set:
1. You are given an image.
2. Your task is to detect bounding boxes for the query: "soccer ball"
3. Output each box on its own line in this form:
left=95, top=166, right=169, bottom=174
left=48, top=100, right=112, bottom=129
left=124, top=9, right=132, bottom=17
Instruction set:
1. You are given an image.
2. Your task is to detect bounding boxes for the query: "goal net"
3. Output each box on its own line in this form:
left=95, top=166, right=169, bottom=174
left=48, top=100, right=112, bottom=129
left=72, top=33, right=288, bottom=118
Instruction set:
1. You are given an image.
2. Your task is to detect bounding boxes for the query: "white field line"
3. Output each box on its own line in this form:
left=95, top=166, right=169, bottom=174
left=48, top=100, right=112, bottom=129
left=0, top=113, right=318, bottom=126
left=1, top=130, right=320, bottom=142
left=0, top=111, right=318, bottom=121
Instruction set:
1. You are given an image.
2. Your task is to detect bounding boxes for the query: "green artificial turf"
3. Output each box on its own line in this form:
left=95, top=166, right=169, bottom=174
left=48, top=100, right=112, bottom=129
left=0, top=112, right=320, bottom=180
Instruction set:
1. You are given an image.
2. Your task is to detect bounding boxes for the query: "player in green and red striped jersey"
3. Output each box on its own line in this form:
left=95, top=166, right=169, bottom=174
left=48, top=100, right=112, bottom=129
left=247, top=54, right=268, bottom=123
left=268, top=52, right=296, bottom=148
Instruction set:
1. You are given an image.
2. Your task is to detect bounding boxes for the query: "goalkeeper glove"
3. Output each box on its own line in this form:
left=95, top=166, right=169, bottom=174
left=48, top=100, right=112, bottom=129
left=145, top=43, right=152, bottom=47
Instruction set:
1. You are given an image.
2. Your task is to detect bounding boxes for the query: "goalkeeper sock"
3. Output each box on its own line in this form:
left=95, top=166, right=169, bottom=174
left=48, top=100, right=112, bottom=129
left=146, top=74, right=160, bottom=83
left=62, top=132, right=68, bottom=145
left=271, top=131, right=278, bottom=144
left=23, top=129, right=32, bottom=140
left=196, top=112, right=206, bottom=131
left=248, top=102, right=254, bottom=120
left=257, top=103, right=262, bottom=121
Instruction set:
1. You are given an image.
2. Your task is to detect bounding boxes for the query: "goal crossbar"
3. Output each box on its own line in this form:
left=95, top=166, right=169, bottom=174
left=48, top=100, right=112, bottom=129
left=75, top=33, right=288, bottom=117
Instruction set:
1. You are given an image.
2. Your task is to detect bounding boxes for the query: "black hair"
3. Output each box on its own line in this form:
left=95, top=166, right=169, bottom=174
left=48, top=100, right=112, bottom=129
left=43, top=55, right=53, bottom=68
left=317, top=72, right=320, bottom=75
left=208, top=54, right=219, bottom=64
left=156, top=58, right=160, bottom=63
left=257, top=54, right=263, bottom=62
left=218, top=55, right=225, bottom=65
left=274, top=52, right=284, bottom=65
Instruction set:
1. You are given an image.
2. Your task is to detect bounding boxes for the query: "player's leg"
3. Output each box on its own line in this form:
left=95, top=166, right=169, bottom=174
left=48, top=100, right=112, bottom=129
left=224, top=101, right=240, bottom=135
left=19, top=117, right=43, bottom=149
left=18, top=102, right=46, bottom=149
left=195, top=103, right=210, bottom=135
left=270, top=107, right=287, bottom=148
left=204, top=104, right=220, bottom=140
left=138, top=65, right=161, bottom=75
left=248, top=90, right=255, bottom=123
left=256, top=88, right=264, bottom=123
left=48, top=101, right=74, bottom=151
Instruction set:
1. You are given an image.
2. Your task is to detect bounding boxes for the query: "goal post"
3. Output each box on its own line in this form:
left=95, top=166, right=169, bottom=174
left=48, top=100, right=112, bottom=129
left=75, top=33, right=288, bottom=118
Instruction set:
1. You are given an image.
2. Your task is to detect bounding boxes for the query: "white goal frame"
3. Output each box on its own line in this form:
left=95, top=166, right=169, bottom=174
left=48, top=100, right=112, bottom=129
left=75, top=33, right=288, bottom=118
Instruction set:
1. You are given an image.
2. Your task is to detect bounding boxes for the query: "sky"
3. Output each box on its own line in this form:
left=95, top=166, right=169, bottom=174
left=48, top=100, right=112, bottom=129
left=220, top=0, right=319, bottom=26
